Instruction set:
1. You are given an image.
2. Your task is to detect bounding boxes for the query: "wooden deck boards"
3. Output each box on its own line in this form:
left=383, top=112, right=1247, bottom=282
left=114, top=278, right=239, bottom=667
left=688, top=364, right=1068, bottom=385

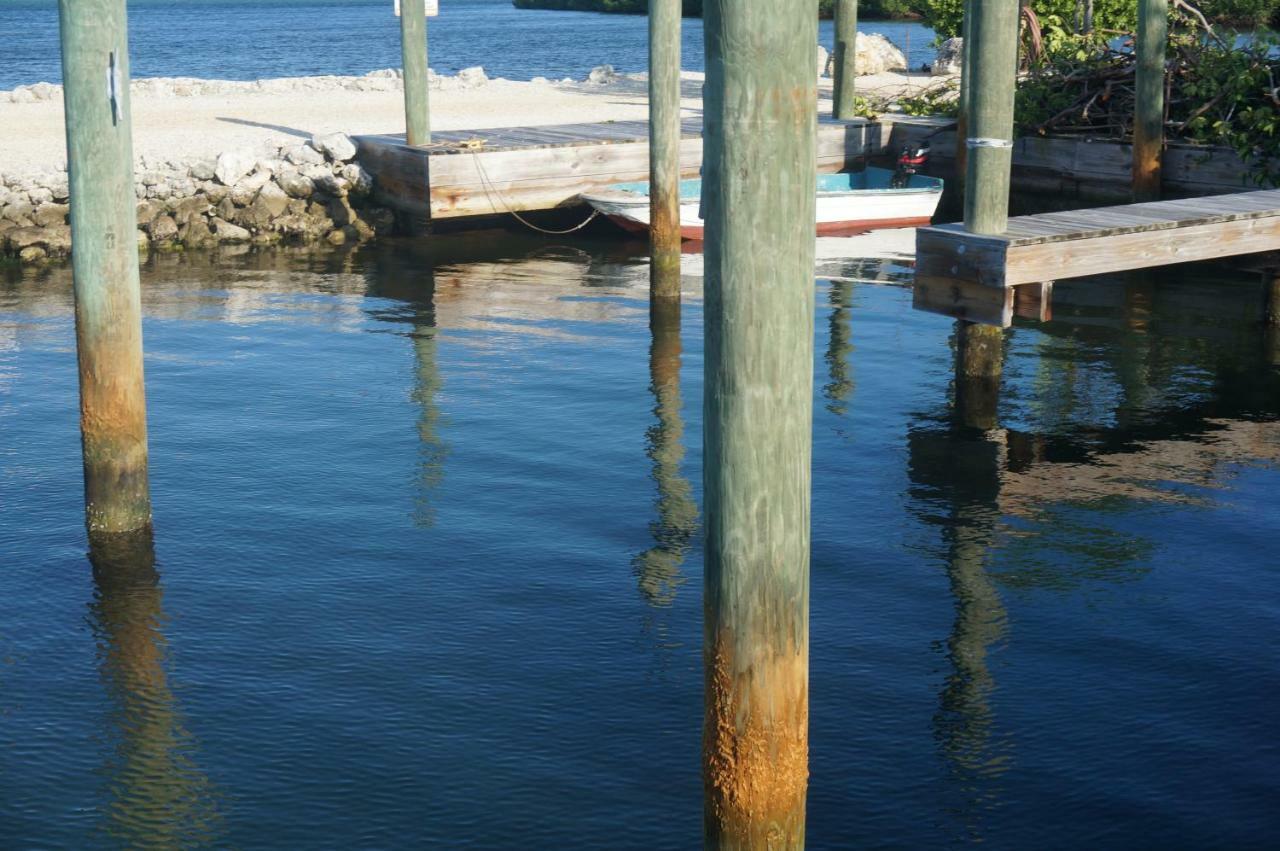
left=915, top=190, right=1280, bottom=326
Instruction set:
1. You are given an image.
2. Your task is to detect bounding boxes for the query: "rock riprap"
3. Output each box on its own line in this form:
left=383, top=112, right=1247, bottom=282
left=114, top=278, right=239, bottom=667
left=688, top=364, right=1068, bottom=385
left=1, top=134, right=394, bottom=264
left=822, top=33, right=908, bottom=77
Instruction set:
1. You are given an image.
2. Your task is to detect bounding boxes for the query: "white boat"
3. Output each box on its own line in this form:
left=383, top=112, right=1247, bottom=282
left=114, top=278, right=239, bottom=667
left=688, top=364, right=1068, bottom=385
left=581, top=167, right=944, bottom=241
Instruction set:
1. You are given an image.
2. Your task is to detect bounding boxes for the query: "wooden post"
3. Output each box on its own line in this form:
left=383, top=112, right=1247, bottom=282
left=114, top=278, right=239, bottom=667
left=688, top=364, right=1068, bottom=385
left=701, top=1, right=815, bottom=846
left=963, top=0, right=1019, bottom=234
left=1263, top=268, right=1280, bottom=326
left=1133, top=0, right=1167, bottom=201
left=400, top=0, right=431, bottom=146
left=954, top=0, right=973, bottom=194
left=649, top=0, right=682, bottom=292
left=57, top=0, right=152, bottom=534
left=823, top=279, right=856, bottom=416
left=833, top=0, right=858, bottom=119
left=954, top=321, right=1003, bottom=430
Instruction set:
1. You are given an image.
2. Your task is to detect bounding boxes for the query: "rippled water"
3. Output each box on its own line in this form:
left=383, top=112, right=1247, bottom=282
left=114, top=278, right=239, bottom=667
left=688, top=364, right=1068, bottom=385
left=0, top=0, right=937, bottom=89
left=2, top=235, right=1278, bottom=847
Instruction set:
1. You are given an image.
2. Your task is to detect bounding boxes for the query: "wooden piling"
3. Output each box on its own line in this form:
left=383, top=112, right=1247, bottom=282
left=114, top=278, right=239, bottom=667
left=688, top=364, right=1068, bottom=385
left=400, top=0, right=431, bottom=146
left=963, top=0, right=1019, bottom=234
left=954, top=0, right=973, bottom=194
left=649, top=0, right=682, bottom=292
left=57, top=0, right=152, bottom=534
left=701, top=1, right=815, bottom=846
left=1264, top=269, right=1280, bottom=326
left=1132, top=0, right=1167, bottom=202
left=954, top=321, right=1003, bottom=430
left=832, top=0, right=858, bottom=119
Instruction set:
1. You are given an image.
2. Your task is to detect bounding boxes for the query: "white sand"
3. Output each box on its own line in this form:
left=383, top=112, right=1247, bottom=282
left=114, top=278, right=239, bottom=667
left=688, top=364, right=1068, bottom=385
left=0, top=69, right=949, bottom=176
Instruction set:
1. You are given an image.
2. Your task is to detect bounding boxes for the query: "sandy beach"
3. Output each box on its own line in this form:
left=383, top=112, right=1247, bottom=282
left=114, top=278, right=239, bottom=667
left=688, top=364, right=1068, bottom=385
left=0, top=68, right=948, bottom=176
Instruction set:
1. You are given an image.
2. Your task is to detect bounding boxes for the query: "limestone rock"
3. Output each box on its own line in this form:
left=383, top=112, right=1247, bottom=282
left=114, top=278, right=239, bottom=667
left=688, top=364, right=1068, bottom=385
left=179, top=217, right=215, bottom=248
left=586, top=65, right=617, bottom=85
left=933, top=38, right=963, bottom=75
left=137, top=199, right=164, bottom=226
left=326, top=228, right=347, bottom=245
left=18, top=245, right=47, bottom=263
left=229, top=170, right=273, bottom=206
left=817, top=44, right=829, bottom=78
left=27, top=186, right=53, bottom=206
left=32, top=203, right=68, bottom=228
left=214, top=149, right=257, bottom=185
left=171, top=194, right=212, bottom=223
left=340, top=163, right=373, bottom=195
left=279, top=173, right=314, bottom=199
left=148, top=215, right=179, bottom=242
left=311, top=132, right=357, bottom=163
left=210, top=217, right=251, bottom=242
left=202, top=181, right=230, bottom=204
left=824, top=33, right=907, bottom=76
left=3, top=200, right=34, bottom=222
left=189, top=159, right=217, bottom=180
left=457, top=66, right=489, bottom=88
left=284, top=144, right=326, bottom=166
left=257, top=181, right=290, bottom=217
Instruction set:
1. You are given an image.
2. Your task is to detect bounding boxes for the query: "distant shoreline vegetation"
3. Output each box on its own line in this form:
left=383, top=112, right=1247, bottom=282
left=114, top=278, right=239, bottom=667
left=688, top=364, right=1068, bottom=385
left=510, top=0, right=922, bottom=21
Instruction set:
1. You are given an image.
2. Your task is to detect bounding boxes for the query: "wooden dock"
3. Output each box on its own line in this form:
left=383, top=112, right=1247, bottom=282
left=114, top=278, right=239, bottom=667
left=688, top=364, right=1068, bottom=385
left=914, top=189, right=1280, bottom=326
left=354, top=116, right=899, bottom=222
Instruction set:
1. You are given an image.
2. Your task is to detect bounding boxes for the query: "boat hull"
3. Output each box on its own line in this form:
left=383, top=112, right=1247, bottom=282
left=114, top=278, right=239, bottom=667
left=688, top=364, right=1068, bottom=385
left=583, top=169, right=944, bottom=241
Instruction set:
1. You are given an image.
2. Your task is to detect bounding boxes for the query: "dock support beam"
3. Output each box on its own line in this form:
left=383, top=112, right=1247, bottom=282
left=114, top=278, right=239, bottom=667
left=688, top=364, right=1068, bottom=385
left=1265, top=269, right=1280, bottom=325
left=963, top=0, right=1019, bottom=234
left=58, top=0, right=152, bottom=534
left=833, top=0, right=858, bottom=119
left=954, top=0, right=973, bottom=196
left=1133, top=0, right=1167, bottom=201
left=649, top=0, right=682, bottom=295
left=702, top=0, right=815, bottom=846
left=400, top=0, right=431, bottom=146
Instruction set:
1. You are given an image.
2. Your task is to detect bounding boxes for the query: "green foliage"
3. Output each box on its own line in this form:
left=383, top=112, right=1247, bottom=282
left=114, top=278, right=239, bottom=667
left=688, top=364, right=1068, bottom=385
left=920, top=0, right=1280, bottom=39
left=896, top=79, right=960, bottom=117
left=513, top=0, right=921, bottom=19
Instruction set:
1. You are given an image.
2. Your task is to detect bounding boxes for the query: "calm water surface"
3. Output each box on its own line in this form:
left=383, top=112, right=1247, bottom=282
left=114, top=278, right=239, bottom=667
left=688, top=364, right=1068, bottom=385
left=0, top=0, right=937, bottom=89
left=1, top=235, right=1278, bottom=847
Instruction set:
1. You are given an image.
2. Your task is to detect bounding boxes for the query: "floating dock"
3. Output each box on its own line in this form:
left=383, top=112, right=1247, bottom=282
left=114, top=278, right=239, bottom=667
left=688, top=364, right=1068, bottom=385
left=913, top=189, right=1280, bottom=326
left=353, top=116, right=938, bottom=222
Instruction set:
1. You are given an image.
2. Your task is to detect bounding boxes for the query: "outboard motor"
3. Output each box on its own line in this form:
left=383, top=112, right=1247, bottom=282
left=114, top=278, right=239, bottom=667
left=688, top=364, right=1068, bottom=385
left=891, top=141, right=930, bottom=188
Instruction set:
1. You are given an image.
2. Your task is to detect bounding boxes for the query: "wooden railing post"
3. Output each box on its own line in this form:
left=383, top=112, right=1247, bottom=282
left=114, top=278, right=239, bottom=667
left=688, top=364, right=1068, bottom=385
left=963, top=0, right=1019, bottom=234
left=701, top=0, right=816, bottom=846
left=833, top=0, right=858, bottom=119
left=649, top=0, right=682, bottom=294
left=57, top=0, right=152, bottom=533
left=1132, top=0, right=1167, bottom=201
left=400, top=0, right=431, bottom=146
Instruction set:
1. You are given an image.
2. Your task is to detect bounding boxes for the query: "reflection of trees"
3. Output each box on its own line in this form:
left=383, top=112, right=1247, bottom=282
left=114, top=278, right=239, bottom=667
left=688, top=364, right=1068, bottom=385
left=88, top=530, right=222, bottom=849
left=823, top=279, right=856, bottom=417
left=632, top=297, right=698, bottom=609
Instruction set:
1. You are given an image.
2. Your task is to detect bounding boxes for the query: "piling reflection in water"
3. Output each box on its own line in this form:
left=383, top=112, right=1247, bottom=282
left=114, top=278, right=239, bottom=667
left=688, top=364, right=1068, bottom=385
left=87, top=530, right=222, bottom=848
left=823, top=279, right=856, bottom=417
left=633, top=294, right=698, bottom=611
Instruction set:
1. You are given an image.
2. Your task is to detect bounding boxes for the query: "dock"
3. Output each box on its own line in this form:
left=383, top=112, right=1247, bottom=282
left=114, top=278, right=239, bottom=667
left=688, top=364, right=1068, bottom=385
left=354, top=116, right=909, bottom=222
left=914, top=190, right=1280, bottom=326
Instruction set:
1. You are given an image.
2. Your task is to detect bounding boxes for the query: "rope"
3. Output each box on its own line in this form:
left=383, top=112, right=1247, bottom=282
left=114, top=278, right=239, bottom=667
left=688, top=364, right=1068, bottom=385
left=423, top=138, right=600, bottom=235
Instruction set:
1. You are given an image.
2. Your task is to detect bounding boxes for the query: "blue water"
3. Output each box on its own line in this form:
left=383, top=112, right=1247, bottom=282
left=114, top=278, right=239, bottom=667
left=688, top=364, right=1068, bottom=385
left=0, top=0, right=937, bottom=89
left=2, top=236, right=1278, bottom=847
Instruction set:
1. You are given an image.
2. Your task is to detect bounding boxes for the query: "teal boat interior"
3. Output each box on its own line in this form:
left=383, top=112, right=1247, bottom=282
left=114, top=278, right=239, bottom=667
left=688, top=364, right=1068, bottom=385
left=608, top=168, right=944, bottom=199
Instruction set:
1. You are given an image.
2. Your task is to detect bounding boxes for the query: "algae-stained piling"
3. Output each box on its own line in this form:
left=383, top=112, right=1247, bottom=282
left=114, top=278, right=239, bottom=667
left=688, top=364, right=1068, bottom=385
left=58, top=0, right=152, bottom=533
left=401, top=0, right=431, bottom=145
left=700, top=1, right=816, bottom=847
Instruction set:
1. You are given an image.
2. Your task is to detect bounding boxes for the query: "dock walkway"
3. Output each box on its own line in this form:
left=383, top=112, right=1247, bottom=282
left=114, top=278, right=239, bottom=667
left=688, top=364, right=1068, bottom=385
left=914, top=190, right=1280, bottom=325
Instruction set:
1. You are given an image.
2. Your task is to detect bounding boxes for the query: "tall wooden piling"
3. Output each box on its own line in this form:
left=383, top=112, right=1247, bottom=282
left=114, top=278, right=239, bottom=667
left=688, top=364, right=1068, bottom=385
left=649, top=0, right=682, bottom=292
left=1263, top=268, right=1280, bottom=326
left=400, top=0, right=431, bottom=146
left=832, top=0, right=858, bottom=119
left=963, top=0, right=1019, bottom=234
left=954, top=0, right=973, bottom=194
left=701, top=1, right=815, bottom=846
left=1132, top=0, right=1167, bottom=201
left=57, top=0, right=152, bottom=534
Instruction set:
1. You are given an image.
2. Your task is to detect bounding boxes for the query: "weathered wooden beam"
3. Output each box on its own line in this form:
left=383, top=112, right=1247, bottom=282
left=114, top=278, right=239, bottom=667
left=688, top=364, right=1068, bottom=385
left=1265, top=268, right=1280, bottom=326
left=57, top=0, right=152, bottom=533
left=954, top=321, right=1004, bottom=429
left=963, top=0, right=1019, bottom=234
left=954, top=0, right=973, bottom=193
left=701, top=0, right=815, bottom=846
left=833, top=0, right=858, bottom=119
left=400, top=0, right=431, bottom=146
left=649, top=0, right=682, bottom=294
left=1132, top=0, right=1167, bottom=201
